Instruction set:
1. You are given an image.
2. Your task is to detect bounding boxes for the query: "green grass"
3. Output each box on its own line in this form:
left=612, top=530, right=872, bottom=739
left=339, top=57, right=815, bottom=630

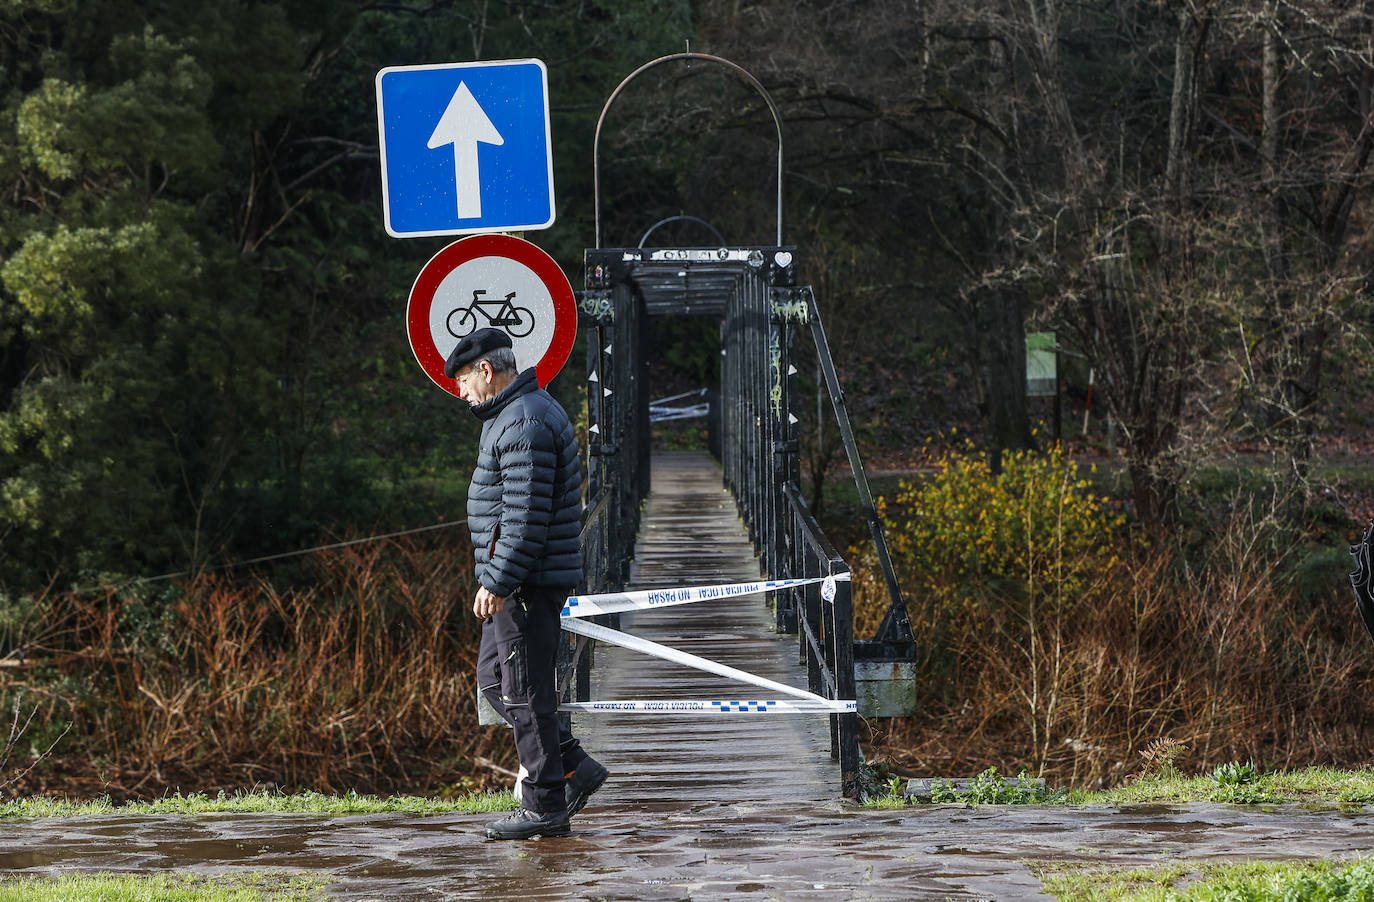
left=0, top=788, right=517, bottom=819
left=868, top=765, right=1374, bottom=807
left=0, top=871, right=327, bottom=902
left=1070, top=765, right=1374, bottom=806
left=867, top=767, right=1068, bottom=807
left=1034, top=855, right=1374, bottom=901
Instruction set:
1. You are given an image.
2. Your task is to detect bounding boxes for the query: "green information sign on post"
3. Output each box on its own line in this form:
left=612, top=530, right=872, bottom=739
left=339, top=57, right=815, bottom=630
left=1026, top=332, right=1057, bottom=398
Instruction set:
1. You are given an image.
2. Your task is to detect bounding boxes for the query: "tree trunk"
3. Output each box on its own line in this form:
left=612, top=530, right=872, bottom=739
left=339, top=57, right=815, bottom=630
left=1260, top=10, right=1373, bottom=467
left=1165, top=5, right=1211, bottom=198
left=1259, top=3, right=1284, bottom=283
left=978, top=283, right=1035, bottom=472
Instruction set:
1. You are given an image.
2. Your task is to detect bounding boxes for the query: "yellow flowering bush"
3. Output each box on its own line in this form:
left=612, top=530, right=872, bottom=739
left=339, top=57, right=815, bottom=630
left=854, top=442, right=1124, bottom=638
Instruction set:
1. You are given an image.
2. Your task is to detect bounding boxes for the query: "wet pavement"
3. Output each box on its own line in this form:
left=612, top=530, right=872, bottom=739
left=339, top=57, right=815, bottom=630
left=2, top=800, right=1373, bottom=900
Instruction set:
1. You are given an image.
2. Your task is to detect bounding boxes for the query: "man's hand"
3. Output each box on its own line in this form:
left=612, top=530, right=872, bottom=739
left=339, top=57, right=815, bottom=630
left=473, top=586, right=507, bottom=619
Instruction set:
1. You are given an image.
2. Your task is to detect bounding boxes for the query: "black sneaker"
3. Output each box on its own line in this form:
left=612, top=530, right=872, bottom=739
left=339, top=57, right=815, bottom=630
left=485, top=807, right=571, bottom=840
left=565, top=757, right=610, bottom=816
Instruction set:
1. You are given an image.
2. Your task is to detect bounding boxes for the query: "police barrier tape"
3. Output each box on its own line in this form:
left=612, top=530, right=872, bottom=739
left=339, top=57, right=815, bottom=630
left=560, top=572, right=851, bottom=619
left=559, top=604, right=857, bottom=715
left=561, top=698, right=854, bottom=714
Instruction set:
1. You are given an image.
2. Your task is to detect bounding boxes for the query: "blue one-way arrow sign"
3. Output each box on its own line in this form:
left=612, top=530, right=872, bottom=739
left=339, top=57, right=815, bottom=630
left=375, top=59, right=555, bottom=238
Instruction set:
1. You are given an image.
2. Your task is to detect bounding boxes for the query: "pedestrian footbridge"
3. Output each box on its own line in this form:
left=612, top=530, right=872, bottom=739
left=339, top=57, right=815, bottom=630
left=514, top=52, right=919, bottom=799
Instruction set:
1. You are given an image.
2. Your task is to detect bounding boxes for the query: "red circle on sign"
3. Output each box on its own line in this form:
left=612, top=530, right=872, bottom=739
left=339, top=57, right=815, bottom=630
left=406, top=234, right=577, bottom=397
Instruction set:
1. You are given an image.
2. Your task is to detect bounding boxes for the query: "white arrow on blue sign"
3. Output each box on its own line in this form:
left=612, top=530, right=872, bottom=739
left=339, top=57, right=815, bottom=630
left=375, top=59, right=555, bottom=238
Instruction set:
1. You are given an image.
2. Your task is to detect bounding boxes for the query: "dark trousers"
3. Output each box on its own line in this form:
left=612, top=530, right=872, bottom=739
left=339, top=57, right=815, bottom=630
left=476, top=583, right=588, bottom=813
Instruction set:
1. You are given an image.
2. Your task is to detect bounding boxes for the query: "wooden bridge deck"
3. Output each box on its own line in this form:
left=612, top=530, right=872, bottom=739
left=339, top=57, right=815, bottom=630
left=573, top=450, right=842, bottom=808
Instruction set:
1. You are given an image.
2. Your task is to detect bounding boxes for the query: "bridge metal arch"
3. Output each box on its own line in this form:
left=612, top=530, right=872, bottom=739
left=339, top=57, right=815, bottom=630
left=638, top=214, right=728, bottom=249
left=592, top=52, right=786, bottom=249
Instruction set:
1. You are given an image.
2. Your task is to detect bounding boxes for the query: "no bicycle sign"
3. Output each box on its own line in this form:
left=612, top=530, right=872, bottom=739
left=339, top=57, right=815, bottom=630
left=406, top=234, right=576, bottom=396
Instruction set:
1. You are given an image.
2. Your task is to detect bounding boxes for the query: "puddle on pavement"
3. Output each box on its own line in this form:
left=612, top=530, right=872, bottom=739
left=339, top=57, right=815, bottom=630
left=934, top=846, right=1017, bottom=857
left=0, top=851, right=62, bottom=871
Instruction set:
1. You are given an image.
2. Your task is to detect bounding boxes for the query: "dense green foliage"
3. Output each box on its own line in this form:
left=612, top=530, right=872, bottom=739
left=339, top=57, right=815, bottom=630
left=4, top=1, right=1370, bottom=596
left=0, top=1, right=693, bottom=596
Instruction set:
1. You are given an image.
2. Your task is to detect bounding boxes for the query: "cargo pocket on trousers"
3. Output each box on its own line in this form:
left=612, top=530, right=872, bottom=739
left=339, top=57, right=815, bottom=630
left=499, top=638, right=531, bottom=707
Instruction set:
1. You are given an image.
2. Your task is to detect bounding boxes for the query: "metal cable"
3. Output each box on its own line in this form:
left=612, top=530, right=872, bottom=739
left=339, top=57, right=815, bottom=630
left=81, top=519, right=470, bottom=594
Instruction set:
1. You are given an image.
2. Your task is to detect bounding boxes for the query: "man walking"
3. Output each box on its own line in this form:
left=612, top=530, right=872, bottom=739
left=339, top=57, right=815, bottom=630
left=445, top=328, right=608, bottom=840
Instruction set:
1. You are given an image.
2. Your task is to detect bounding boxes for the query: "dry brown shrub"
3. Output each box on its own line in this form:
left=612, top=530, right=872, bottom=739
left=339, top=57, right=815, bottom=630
left=862, top=502, right=1374, bottom=786
left=0, top=532, right=519, bottom=800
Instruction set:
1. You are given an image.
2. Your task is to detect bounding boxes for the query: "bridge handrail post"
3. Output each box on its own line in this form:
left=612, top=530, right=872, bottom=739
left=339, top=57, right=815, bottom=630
left=781, top=480, right=862, bottom=796
left=769, top=290, right=804, bottom=633
left=828, top=559, right=862, bottom=794
left=802, top=545, right=823, bottom=696
left=560, top=486, right=617, bottom=719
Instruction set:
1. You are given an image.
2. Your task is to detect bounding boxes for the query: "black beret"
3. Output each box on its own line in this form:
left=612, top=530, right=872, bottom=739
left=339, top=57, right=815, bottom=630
left=444, top=328, right=513, bottom=379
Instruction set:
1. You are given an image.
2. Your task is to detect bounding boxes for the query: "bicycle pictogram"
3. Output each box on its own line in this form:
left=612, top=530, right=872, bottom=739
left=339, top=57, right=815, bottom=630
left=446, top=289, right=536, bottom=339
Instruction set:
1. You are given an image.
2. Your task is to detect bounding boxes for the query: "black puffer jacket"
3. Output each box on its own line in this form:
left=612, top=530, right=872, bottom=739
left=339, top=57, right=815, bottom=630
left=467, top=368, right=582, bottom=596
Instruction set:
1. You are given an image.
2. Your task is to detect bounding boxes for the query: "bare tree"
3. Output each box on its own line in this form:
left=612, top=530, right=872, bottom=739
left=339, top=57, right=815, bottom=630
left=693, top=0, right=1038, bottom=465
left=1236, top=0, right=1374, bottom=474
left=690, top=0, right=1373, bottom=530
